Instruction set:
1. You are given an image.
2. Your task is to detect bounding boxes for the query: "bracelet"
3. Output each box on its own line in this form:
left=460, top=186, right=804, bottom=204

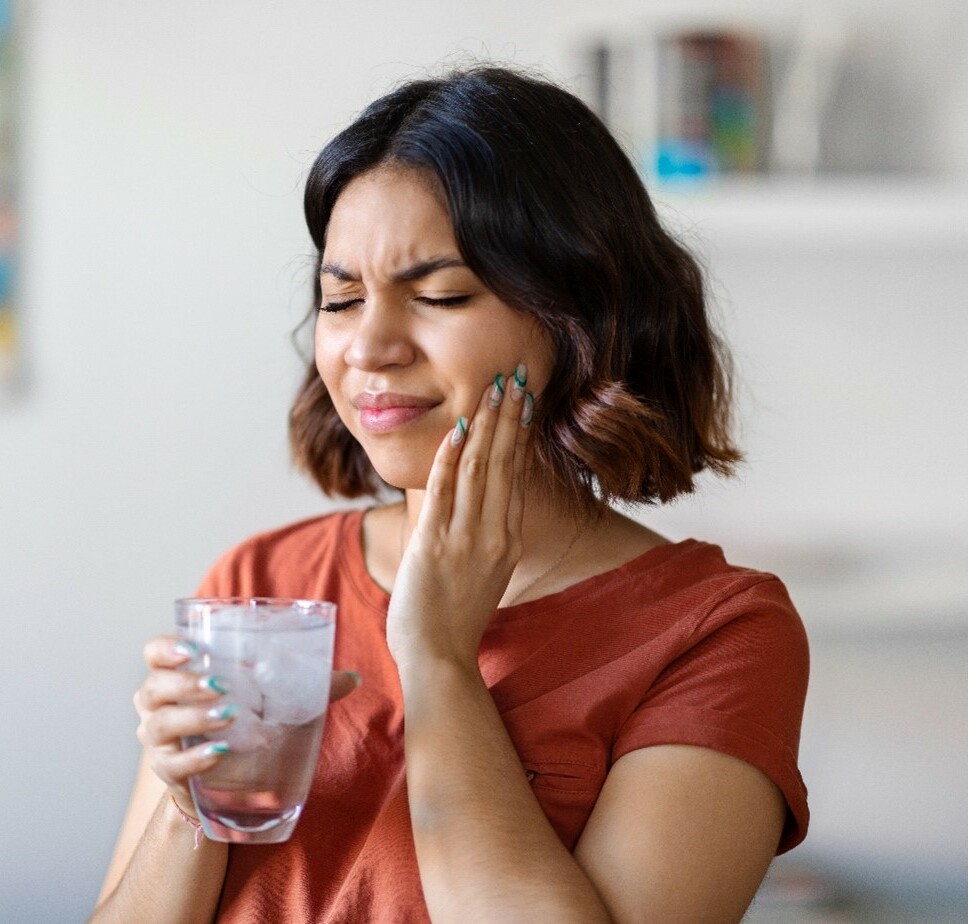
left=170, top=794, right=204, bottom=850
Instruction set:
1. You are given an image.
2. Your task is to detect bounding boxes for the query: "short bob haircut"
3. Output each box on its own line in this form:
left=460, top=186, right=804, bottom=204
left=290, top=66, right=740, bottom=514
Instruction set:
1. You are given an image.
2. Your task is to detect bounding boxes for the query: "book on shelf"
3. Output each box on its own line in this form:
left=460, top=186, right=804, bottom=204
left=654, top=30, right=768, bottom=179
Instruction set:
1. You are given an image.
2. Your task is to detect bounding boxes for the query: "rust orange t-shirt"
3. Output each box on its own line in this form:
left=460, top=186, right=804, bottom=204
left=197, top=508, right=809, bottom=923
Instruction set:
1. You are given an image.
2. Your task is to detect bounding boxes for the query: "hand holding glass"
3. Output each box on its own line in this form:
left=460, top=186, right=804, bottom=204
left=176, top=597, right=336, bottom=844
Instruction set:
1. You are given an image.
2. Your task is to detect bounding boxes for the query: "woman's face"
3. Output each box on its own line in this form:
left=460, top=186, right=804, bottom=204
left=315, top=166, right=555, bottom=491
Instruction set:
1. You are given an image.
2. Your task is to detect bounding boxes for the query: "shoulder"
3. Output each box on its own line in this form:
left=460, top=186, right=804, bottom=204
left=686, top=546, right=808, bottom=676
left=640, top=540, right=809, bottom=691
left=194, top=508, right=366, bottom=598
left=594, top=538, right=805, bottom=643
left=612, top=544, right=810, bottom=851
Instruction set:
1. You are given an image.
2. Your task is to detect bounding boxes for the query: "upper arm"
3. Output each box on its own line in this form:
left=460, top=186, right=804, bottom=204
left=96, top=752, right=167, bottom=904
left=573, top=744, right=785, bottom=924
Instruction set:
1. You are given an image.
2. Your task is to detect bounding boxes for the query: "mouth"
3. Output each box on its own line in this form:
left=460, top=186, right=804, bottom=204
left=352, top=392, right=441, bottom=434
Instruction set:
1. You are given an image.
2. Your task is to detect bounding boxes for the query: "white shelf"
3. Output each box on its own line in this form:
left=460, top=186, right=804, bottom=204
left=647, top=176, right=968, bottom=251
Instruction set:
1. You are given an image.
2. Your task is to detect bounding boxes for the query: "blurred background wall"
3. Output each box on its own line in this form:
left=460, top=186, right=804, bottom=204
left=0, top=1, right=965, bottom=920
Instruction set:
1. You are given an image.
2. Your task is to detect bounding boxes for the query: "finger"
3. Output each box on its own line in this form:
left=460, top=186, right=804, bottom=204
left=329, top=670, right=362, bottom=702
left=136, top=668, right=231, bottom=713
left=150, top=739, right=230, bottom=787
left=144, top=635, right=200, bottom=670
left=450, top=376, right=504, bottom=522
left=507, top=388, right=533, bottom=538
left=418, top=417, right=467, bottom=532
left=482, top=363, right=529, bottom=521
left=138, top=702, right=239, bottom=748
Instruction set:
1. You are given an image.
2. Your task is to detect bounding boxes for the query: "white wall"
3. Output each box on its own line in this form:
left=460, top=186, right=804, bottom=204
left=1, top=1, right=966, bottom=919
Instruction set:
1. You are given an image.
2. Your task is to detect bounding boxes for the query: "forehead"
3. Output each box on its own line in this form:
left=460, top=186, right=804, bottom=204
left=324, top=166, right=458, bottom=269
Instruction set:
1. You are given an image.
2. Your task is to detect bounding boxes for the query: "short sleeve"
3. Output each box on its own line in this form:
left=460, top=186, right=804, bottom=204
left=613, top=577, right=810, bottom=853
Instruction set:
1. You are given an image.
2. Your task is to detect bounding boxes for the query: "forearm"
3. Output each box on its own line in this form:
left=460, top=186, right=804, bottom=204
left=91, top=794, right=227, bottom=924
left=401, top=656, right=612, bottom=924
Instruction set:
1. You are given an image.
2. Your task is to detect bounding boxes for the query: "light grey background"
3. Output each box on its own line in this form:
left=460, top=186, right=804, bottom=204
left=1, top=1, right=966, bottom=920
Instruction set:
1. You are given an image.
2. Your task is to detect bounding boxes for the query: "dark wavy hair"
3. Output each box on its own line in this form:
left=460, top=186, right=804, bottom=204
left=290, top=65, right=740, bottom=513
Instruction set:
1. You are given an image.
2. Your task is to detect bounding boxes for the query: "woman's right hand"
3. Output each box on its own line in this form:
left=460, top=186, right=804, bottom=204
left=133, top=636, right=363, bottom=816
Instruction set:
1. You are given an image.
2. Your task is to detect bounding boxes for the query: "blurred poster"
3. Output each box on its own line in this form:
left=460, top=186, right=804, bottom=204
left=0, top=0, right=17, bottom=392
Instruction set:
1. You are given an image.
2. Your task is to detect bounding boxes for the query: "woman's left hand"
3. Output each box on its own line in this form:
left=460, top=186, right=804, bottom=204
left=386, top=364, right=533, bottom=673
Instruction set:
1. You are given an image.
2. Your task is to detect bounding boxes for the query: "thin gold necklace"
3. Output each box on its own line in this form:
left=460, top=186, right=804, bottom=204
left=506, top=522, right=584, bottom=606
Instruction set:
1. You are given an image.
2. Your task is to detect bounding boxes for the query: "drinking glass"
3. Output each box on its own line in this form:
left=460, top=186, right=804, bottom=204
left=175, top=597, right=336, bottom=844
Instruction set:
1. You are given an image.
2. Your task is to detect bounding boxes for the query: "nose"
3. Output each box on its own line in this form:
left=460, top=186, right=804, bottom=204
left=342, top=297, right=417, bottom=372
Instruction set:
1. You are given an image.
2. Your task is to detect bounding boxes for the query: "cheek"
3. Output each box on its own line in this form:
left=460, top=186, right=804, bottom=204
left=313, top=325, right=339, bottom=387
left=313, top=333, right=354, bottom=424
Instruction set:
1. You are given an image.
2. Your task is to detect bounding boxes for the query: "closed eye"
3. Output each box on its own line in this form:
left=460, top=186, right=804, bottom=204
left=416, top=295, right=471, bottom=307
left=319, top=294, right=472, bottom=313
left=319, top=297, right=363, bottom=313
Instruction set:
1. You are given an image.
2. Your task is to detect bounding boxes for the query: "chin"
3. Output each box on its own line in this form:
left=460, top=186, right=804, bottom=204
left=358, top=429, right=441, bottom=492
left=368, top=458, right=433, bottom=492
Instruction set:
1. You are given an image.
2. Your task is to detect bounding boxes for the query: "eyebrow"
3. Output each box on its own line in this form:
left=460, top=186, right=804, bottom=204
left=319, top=256, right=467, bottom=283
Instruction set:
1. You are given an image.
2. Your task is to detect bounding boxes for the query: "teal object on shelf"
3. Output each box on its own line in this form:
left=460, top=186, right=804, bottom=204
left=655, top=140, right=713, bottom=179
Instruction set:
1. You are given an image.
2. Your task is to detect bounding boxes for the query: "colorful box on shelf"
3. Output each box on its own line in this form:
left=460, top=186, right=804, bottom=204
left=654, top=30, right=767, bottom=179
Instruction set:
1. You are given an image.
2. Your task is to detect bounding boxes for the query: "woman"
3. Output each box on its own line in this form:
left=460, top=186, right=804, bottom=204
left=94, top=66, right=808, bottom=923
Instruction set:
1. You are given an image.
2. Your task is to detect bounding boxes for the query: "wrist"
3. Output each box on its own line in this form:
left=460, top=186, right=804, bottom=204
left=396, top=649, right=483, bottom=699
left=167, top=793, right=205, bottom=849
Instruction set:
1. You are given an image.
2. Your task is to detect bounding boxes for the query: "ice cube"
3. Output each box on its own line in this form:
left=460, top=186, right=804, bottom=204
left=219, top=704, right=281, bottom=752
left=205, top=619, right=260, bottom=663
left=206, top=657, right=263, bottom=713
left=254, top=640, right=331, bottom=726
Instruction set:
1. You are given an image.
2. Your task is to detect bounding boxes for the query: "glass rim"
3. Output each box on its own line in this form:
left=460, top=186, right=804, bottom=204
left=175, top=597, right=336, bottom=627
left=175, top=596, right=335, bottom=609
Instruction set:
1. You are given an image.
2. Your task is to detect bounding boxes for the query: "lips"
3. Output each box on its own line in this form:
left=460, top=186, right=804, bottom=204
left=351, top=392, right=440, bottom=434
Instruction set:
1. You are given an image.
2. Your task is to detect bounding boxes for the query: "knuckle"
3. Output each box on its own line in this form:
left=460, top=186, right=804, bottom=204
left=462, top=455, right=486, bottom=480
left=142, top=711, right=165, bottom=743
left=483, top=534, right=510, bottom=561
left=138, top=681, right=159, bottom=711
left=147, top=756, right=174, bottom=787
left=429, top=480, right=451, bottom=501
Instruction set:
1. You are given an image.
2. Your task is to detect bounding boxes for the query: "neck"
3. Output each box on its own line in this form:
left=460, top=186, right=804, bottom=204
left=401, top=486, right=589, bottom=543
left=401, top=486, right=600, bottom=605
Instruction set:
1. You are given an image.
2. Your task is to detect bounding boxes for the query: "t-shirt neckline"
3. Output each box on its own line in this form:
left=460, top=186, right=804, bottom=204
left=341, top=507, right=704, bottom=619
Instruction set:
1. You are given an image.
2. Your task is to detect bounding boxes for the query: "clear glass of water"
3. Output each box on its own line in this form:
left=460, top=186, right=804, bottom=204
left=175, top=597, right=336, bottom=844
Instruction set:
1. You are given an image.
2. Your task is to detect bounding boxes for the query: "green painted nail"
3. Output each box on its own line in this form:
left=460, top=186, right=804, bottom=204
left=451, top=416, right=467, bottom=446
left=204, top=741, right=230, bottom=756
left=202, top=675, right=230, bottom=695
left=348, top=671, right=362, bottom=688
left=521, top=392, right=534, bottom=427
left=207, top=703, right=239, bottom=721
left=172, top=640, right=197, bottom=658
left=489, top=375, right=505, bottom=409
left=511, top=364, right=527, bottom=400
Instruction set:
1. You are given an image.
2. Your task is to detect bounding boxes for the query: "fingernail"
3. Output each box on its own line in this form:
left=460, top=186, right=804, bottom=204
left=207, top=703, right=239, bottom=721
left=200, top=675, right=230, bottom=695
left=203, top=741, right=230, bottom=757
left=488, top=374, right=505, bottom=409
left=521, top=392, right=534, bottom=427
left=451, top=416, right=467, bottom=446
left=348, top=671, right=362, bottom=688
left=172, top=640, right=197, bottom=659
left=511, top=364, right=527, bottom=400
